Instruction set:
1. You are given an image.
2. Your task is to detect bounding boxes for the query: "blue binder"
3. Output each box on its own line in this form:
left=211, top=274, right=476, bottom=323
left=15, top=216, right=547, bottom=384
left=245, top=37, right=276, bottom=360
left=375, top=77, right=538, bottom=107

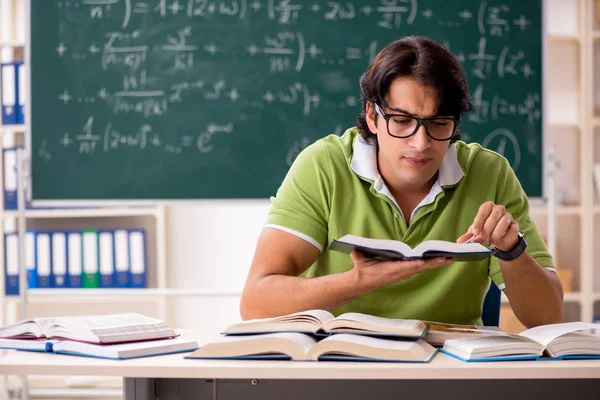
left=98, top=230, right=115, bottom=288
left=66, top=231, right=83, bottom=288
left=114, top=229, right=130, bottom=288
left=4, top=232, right=19, bottom=295
left=129, top=229, right=146, bottom=288
left=51, top=232, right=68, bottom=288
left=2, top=147, right=19, bottom=210
left=15, top=61, right=24, bottom=124
left=0, top=62, right=18, bottom=125
left=26, top=230, right=38, bottom=289
left=36, top=232, right=52, bottom=288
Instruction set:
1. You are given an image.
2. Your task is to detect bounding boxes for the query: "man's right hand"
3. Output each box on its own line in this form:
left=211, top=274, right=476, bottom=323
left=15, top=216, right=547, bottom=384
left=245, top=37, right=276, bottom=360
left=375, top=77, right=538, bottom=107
left=348, top=250, right=453, bottom=293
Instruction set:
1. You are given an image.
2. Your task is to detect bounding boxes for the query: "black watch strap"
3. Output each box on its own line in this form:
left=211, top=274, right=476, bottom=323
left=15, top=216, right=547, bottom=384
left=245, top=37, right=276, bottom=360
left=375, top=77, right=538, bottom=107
left=492, top=231, right=527, bottom=261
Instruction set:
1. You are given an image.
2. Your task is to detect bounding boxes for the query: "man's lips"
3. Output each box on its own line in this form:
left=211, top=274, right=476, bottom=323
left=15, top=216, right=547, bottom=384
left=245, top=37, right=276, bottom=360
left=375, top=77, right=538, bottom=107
left=404, top=157, right=431, bottom=166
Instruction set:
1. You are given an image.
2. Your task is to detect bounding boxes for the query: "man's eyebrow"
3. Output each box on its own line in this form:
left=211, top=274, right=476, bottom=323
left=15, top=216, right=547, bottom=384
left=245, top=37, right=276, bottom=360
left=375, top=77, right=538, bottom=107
left=386, top=106, right=436, bottom=118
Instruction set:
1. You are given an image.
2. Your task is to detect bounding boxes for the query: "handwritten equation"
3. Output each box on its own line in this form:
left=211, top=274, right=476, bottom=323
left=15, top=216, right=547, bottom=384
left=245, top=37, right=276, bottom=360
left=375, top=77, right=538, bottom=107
left=40, top=0, right=542, bottom=178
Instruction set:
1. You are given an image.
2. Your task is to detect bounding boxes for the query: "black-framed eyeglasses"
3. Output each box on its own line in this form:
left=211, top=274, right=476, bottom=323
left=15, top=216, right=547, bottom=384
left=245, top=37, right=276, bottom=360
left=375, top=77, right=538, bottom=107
left=374, top=103, right=460, bottom=141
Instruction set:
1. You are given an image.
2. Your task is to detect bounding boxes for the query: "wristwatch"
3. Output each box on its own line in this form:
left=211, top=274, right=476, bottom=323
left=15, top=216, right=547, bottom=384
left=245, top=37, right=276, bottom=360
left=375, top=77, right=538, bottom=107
left=492, top=230, right=527, bottom=261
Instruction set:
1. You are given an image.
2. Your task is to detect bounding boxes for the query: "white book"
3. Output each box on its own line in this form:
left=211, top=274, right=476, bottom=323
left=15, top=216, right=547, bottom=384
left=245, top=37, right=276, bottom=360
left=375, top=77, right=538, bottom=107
left=442, top=322, right=600, bottom=361
left=223, top=309, right=427, bottom=339
left=0, top=313, right=178, bottom=344
left=0, top=337, right=198, bottom=360
left=187, top=332, right=437, bottom=363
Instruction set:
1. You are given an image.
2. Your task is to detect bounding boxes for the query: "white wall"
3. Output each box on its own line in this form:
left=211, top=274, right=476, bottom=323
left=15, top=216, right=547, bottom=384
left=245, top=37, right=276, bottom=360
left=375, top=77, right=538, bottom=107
left=168, top=201, right=270, bottom=331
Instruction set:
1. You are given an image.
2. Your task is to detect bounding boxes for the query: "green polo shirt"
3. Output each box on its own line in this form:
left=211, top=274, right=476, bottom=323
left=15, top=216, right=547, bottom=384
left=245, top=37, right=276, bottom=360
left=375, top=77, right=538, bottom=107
left=266, top=128, right=554, bottom=325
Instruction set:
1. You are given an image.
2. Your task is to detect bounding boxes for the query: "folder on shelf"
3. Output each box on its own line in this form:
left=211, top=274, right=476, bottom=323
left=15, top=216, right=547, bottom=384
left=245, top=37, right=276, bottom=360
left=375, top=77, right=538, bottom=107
left=4, top=232, right=18, bottom=295
left=99, top=230, right=115, bottom=288
left=129, top=229, right=146, bottom=288
left=51, top=232, right=67, bottom=288
left=36, top=232, right=52, bottom=289
left=114, top=229, right=129, bottom=288
left=82, top=230, right=99, bottom=288
left=2, top=147, right=17, bottom=210
left=25, top=230, right=37, bottom=289
left=15, top=61, right=24, bottom=124
left=0, top=62, right=18, bottom=125
left=67, top=231, right=82, bottom=288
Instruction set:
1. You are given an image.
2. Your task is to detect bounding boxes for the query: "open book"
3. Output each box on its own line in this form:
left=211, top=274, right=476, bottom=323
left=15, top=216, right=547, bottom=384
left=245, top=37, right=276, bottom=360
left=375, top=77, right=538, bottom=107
left=423, top=321, right=504, bottom=346
left=0, top=337, right=198, bottom=360
left=329, top=234, right=492, bottom=261
left=0, top=313, right=178, bottom=344
left=441, top=322, right=600, bottom=361
left=186, top=332, right=437, bottom=363
left=223, top=309, right=427, bottom=338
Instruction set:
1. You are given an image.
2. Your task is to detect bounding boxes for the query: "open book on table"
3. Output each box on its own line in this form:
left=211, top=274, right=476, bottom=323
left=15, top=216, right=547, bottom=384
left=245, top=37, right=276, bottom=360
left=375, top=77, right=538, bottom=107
left=186, top=332, right=437, bottom=363
left=423, top=321, right=504, bottom=346
left=0, top=337, right=198, bottom=360
left=441, top=322, right=600, bottom=361
left=222, top=309, right=428, bottom=339
left=328, top=234, right=492, bottom=262
left=0, top=313, right=178, bottom=344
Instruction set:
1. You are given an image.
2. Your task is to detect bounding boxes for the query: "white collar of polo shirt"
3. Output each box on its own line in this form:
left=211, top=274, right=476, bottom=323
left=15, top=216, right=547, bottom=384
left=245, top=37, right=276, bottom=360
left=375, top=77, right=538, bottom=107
left=350, top=134, right=465, bottom=224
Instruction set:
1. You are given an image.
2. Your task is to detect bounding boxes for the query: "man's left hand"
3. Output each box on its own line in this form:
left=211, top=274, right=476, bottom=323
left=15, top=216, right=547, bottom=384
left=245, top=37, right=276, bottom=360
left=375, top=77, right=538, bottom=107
left=456, top=201, right=520, bottom=251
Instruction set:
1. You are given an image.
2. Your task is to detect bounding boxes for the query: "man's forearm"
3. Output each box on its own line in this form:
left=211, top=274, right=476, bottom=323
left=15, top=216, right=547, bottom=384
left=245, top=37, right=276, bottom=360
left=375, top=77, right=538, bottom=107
left=240, top=271, right=365, bottom=320
left=501, top=252, right=564, bottom=328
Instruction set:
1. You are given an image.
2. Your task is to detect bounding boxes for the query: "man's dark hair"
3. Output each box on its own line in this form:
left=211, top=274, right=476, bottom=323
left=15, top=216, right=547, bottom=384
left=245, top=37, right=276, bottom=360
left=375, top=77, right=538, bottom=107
left=356, top=36, right=472, bottom=144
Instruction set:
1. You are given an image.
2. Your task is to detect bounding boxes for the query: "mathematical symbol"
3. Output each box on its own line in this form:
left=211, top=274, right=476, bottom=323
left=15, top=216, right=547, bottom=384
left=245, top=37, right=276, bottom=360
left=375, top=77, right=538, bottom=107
left=58, top=90, right=72, bottom=105
left=421, top=9, right=433, bottom=19
left=246, top=44, right=259, bottom=56
left=360, top=6, right=373, bottom=16
left=249, top=0, right=262, bottom=11
left=89, top=45, right=100, bottom=54
left=60, top=133, right=72, bottom=147
left=204, top=43, right=218, bottom=55
left=227, top=88, right=239, bottom=101
left=168, top=0, right=184, bottom=15
left=513, top=15, right=531, bottom=31
left=310, top=3, right=320, bottom=13
left=56, top=43, right=67, bottom=57
left=458, top=10, right=473, bottom=20
left=307, top=43, right=322, bottom=59
left=263, top=91, right=275, bottom=103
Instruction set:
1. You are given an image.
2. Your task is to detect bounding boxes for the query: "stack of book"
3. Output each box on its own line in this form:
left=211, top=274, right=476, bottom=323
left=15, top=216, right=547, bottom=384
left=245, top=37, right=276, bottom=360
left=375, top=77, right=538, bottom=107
left=0, top=313, right=198, bottom=360
left=186, top=310, right=438, bottom=363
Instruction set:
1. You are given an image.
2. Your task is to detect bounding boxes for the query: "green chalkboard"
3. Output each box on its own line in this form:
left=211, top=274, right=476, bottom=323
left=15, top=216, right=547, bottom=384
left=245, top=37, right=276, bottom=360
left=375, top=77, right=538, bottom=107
left=30, top=0, right=543, bottom=200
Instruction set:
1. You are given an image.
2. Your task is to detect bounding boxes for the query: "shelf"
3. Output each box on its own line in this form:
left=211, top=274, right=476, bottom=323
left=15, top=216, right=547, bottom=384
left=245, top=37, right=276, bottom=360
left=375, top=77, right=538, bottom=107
left=0, top=124, right=25, bottom=134
left=1, top=207, right=159, bottom=219
left=0, top=41, right=25, bottom=48
left=547, top=122, right=580, bottom=129
left=20, top=288, right=242, bottom=298
left=529, top=205, right=581, bottom=216
left=547, top=34, right=580, bottom=42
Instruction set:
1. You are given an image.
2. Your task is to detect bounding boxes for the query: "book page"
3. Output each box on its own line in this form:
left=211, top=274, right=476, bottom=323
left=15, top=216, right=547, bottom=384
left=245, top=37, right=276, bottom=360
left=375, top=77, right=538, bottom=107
left=325, top=313, right=423, bottom=335
left=223, top=310, right=334, bottom=334
left=38, top=313, right=168, bottom=334
left=413, top=241, right=489, bottom=256
left=333, top=235, right=413, bottom=255
left=519, top=322, right=600, bottom=347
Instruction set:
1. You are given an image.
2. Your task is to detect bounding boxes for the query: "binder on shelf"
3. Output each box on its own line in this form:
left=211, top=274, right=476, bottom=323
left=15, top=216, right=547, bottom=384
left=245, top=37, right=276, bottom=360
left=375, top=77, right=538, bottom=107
left=114, top=229, right=129, bottom=288
left=36, top=232, right=52, bottom=289
left=51, top=232, right=67, bottom=288
left=98, top=230, right=115, bottom=288
left=129, top=229, right=146, bottom=288
left=67, top=231, right=82, bottom=288
left=25, top=230, right=37, bottom=289
left=2, top=147, right=18, bottom=210
left=15, top=61, right=24, bottom=124
left=82, top=230, right=99, bottom=288
left=0, top=62, right=18, bottom=125
left=4, top=232, right=18, bottom=295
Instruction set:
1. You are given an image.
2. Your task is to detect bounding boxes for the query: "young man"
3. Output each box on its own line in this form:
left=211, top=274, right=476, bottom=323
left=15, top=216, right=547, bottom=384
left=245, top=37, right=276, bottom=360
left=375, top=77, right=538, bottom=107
left=240, top=36, right=563, bottom=327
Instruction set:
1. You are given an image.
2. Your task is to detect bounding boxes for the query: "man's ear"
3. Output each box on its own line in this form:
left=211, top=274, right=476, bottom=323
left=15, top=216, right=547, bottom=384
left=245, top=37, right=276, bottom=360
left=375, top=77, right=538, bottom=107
left=365, top=102, right=378, bottom=135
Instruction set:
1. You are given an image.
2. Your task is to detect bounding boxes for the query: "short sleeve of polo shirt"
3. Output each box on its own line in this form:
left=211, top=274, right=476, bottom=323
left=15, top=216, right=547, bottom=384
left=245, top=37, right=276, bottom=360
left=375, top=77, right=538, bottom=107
left=489, top=157, right=555, bottom=288
left=266, top=141, right=333, bottom=251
